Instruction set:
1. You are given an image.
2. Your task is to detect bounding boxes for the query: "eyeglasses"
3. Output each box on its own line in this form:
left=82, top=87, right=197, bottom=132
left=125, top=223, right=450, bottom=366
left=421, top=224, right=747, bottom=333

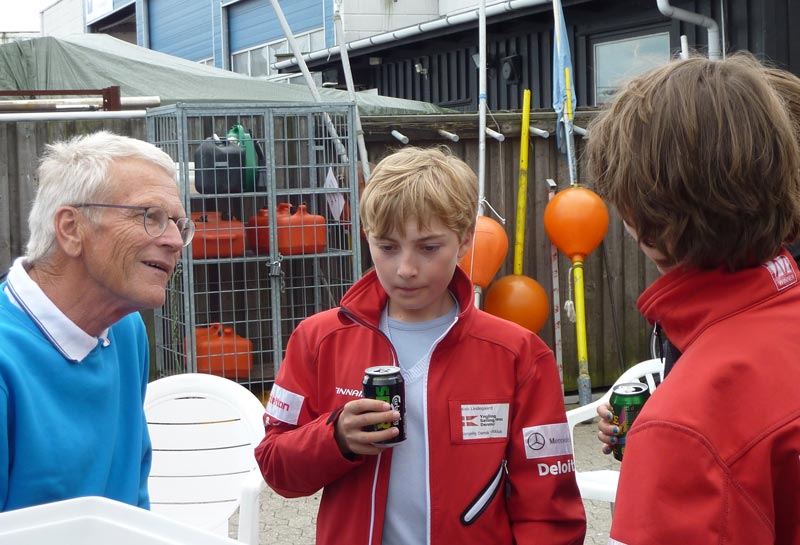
left=72, top=203, right=195, bottom=247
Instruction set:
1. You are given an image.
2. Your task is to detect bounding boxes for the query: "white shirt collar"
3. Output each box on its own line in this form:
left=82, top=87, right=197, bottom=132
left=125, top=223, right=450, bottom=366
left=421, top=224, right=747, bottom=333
left=4, top=257, right=110, bottom=363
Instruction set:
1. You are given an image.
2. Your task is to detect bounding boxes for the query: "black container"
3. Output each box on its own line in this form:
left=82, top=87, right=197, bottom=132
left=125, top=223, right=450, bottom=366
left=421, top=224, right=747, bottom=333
left=194, top=137, right=245, bottom=194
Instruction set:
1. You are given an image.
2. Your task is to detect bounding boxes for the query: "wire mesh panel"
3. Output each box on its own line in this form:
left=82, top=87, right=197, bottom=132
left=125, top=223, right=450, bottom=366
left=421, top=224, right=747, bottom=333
left=147, top=103, right=361, bottom=398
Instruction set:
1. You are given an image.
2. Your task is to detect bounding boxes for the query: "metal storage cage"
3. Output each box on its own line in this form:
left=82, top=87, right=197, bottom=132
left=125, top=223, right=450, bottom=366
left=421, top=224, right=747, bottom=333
left=147, top=103, right=361, bottom=398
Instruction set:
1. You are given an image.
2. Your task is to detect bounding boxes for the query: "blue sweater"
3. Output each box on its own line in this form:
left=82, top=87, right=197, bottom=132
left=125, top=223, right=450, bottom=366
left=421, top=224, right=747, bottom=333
left=0, top=287, right=152, bottom=511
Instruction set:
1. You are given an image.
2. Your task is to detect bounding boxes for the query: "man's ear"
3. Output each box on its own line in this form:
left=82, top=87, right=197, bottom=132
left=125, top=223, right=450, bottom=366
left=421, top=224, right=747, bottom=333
left=54, top=207, right=84, bottom=258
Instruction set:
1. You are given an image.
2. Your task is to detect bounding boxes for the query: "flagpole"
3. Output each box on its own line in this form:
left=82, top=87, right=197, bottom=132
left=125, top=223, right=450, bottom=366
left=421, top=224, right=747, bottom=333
left=552, top=0, right=592, bottom=405
left=473, top=0, right=487, bottom=309
left=478, top=0, right=487, bottom=216
left=563, top=69, right=577, bottom=187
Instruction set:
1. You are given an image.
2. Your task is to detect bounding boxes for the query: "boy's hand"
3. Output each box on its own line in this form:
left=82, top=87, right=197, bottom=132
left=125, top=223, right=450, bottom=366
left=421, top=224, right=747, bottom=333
left=596, top=402, right=620, bottom=455
left=334, top=399, right=401, bottom=456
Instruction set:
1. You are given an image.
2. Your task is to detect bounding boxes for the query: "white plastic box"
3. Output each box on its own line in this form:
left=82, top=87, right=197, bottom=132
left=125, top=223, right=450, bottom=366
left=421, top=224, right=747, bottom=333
left=0, top=496, right=240, bottom=545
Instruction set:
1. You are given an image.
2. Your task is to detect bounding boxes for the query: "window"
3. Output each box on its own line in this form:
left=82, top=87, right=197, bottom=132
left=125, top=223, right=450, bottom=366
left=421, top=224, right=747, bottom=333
left=593, top=32, right=670, bottom=104
left=198, top=58, right=215, bottom=67
left=231, top=28, right=325, bottom=78
left=232, top=51, right=249, bottom=75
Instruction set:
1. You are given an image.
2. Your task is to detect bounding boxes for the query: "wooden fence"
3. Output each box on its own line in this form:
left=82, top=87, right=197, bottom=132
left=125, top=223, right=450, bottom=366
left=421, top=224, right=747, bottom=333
left=0, top=110, right=659, bottom=392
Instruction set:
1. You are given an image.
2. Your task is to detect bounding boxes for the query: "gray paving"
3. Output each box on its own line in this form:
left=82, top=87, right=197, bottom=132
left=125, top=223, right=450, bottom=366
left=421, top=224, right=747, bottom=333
left=232, top=414, right=617, bottom=544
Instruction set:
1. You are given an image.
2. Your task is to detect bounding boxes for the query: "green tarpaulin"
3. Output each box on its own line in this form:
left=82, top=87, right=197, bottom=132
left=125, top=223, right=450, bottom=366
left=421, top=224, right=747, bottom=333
left=0, top=34, right=452, bottom=116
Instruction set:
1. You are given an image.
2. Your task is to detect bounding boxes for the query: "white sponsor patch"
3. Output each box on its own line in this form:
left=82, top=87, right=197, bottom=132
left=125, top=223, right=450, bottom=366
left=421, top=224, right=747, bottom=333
left=461, top=403, right=509, bottom=440
left=763, top=254, right=797, bottom=291
left=522, top=423, right=573, bottom=460
left=265, top=384, right=304, bottom=425
left=537, top=459, right=575, bottom=476
left=608, top=539, right=628, bottom=545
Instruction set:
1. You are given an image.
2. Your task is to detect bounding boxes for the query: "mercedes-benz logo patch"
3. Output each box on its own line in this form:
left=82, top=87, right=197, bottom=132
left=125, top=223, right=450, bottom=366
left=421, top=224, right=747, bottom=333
left=527, top=431, right=546, bottom=450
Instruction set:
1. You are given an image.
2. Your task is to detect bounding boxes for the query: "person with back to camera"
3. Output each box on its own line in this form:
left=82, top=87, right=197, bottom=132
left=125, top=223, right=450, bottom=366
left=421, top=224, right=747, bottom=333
left=255, top=146, right=586, bottom=545
left=0, top=131, right=195, bottom=511
left=595, top=62, right=800, bottom=446
left=585, top=54, right=800, bottom=544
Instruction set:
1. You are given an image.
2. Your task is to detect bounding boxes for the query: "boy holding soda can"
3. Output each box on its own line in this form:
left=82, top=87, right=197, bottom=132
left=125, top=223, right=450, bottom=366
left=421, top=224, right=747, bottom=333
left=586, top=54, right=800, bottom=544
left=256, top=146, right=586, bottom=545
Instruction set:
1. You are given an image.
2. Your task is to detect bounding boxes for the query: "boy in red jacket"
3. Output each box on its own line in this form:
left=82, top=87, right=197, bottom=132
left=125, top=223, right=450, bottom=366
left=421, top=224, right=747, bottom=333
left=586, top=54, right=800, bottom=545
left=255, top=146, right=586, bottom=545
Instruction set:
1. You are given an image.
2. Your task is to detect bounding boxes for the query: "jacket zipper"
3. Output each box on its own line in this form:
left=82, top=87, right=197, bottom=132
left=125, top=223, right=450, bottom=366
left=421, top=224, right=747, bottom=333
left=339, top=307, right=396, bottom=545
left=460, top=459, right=507, bottom=525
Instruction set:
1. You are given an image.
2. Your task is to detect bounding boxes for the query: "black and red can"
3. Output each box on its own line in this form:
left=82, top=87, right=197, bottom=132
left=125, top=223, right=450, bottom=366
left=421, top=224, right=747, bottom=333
left=362, top=366, right=406, bottom=445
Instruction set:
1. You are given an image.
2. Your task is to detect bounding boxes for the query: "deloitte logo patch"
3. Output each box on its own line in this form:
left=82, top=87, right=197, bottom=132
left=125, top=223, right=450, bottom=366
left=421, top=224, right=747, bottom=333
left=537, top=459, right=576, bottom=476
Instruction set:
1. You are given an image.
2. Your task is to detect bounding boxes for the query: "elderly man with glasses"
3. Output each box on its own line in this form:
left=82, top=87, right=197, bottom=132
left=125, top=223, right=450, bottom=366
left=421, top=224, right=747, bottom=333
left=0, top=131, right=194, bottom=512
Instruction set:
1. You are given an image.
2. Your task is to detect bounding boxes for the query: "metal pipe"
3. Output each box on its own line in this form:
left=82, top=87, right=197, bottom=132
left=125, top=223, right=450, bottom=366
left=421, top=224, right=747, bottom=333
left=274, top=0, right=551, bottom=70
left=0, top=96, right=161, bottom=111
left=478, top=0, right=487, bottom=216
left=437, top=128, right=459, bottom=142
left=530, top=126, right=549, bottom=139
left=485, top=127, right=505, bottom=142
left=0, top=110, right=147, bottom=122
left=268, top=0, right=348, bottom=162
left=680, top=34, right=690, bottom=58
left=657, top=0, right=721, bottom=60
left=334, top=0, right=370, bottom=180
left=391, top=130, right=409, bottom=144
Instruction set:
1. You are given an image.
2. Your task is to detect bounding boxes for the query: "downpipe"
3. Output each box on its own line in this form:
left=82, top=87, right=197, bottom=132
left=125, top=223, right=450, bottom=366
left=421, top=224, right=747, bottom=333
left=657, top=0, right=721, bottom=60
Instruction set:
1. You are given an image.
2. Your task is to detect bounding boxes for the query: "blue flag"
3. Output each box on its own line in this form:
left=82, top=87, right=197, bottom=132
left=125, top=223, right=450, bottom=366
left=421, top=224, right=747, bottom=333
left=552, top=0, right=576, bottom=155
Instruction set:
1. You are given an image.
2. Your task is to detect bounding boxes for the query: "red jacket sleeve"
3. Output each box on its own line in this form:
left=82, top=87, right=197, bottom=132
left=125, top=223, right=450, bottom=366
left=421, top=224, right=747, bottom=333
left=254, top=322, right=363, bottom=498
left=507, top=346, right=586, bottom=545
left=609, top=421, right=775, bottom=545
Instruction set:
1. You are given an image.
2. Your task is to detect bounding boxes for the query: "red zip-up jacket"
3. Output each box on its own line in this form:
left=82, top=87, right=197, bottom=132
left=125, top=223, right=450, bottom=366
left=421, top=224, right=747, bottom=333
left=255, top=267, right=586, bottom=545
left=609, top=250, right=800, bottom=545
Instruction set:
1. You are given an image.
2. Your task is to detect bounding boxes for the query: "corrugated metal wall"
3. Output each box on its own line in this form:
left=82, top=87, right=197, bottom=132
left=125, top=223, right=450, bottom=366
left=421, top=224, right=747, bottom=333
left=366, top=0, right=800, bottom=111
left=0, top=112, right=660, bottom=392
left=228, top=0, right=322, bottom=52
left=148, top=0, right=214, bottom=60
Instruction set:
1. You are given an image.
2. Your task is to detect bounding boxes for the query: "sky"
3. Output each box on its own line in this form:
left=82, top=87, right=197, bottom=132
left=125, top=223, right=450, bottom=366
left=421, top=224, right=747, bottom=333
left=1, top=0, right=58, bottom=32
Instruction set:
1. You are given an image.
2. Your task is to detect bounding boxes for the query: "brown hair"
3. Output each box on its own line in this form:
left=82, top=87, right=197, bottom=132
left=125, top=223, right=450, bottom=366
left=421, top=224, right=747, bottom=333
left=586, top=53, right=800, bottom=272
left=765, top=66, right=800, bottom=141
left=359, top=146, right=478, bottom=240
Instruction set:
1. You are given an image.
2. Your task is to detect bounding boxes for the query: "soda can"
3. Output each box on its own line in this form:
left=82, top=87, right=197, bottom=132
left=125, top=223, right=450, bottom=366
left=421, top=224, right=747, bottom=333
left=362, top=366, right=406, bottom=446
left=609, top=382, right=650, bottom=461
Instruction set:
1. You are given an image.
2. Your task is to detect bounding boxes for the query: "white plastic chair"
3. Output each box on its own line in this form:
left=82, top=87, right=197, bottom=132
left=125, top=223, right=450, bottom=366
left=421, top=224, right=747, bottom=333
left=0, top=496, right=240, bottom=545
left=566, top=357, right=665, bottom=511
left=144, top=373, right=267, bottom=544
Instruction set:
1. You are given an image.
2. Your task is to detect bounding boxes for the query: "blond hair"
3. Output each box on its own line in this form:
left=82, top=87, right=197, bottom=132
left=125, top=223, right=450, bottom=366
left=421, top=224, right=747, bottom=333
left=359, top=146, right=478, bottom=240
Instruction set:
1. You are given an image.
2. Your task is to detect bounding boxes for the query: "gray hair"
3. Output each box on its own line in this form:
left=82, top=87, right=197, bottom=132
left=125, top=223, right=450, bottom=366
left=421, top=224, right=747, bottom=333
left=26, top=131, right=177, bottom=263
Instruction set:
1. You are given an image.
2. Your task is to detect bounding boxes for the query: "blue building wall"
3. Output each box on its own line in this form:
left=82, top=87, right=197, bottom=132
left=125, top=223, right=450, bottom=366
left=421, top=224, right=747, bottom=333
left=137, top=0, right=214, bottom=61
left=228, top=0, right=323, bottom=52
left=135, top=0, right=329, bottom=68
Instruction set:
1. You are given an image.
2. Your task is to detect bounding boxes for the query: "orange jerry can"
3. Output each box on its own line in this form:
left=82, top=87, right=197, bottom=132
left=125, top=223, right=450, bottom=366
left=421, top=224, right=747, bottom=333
left=193, top=324, right=253, bottom=378
left=277, top=203, right=327, bottom=255
left=191, top=211, right=247, bottom=259
left=247, top=208, right=270, bottom=254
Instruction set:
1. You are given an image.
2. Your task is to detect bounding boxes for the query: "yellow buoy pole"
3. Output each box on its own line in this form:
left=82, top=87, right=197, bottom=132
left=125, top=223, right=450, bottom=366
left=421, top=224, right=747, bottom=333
left=514, top=89, right=532, bottom=275
left=572, top=260, right=590, bottom=404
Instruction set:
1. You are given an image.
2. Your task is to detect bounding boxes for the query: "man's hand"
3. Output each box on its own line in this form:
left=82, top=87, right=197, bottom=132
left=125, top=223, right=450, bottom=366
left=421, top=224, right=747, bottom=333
left=334, top=398, right=401, bottom=456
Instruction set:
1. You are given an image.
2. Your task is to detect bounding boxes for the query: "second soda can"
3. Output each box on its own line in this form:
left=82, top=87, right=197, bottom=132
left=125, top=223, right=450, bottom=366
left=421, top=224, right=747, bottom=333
left=609, top=382, right=650, bottom=461
left=362, top=366, right=406, bottom=446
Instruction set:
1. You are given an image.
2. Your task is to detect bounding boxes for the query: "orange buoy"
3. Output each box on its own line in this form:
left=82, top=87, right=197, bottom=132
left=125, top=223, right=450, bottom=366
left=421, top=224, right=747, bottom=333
left=459, top=215, right=509, bottom=289
left=484, top=275, right=549, bottom=333
left=543, top=187, right=609, bottom=263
